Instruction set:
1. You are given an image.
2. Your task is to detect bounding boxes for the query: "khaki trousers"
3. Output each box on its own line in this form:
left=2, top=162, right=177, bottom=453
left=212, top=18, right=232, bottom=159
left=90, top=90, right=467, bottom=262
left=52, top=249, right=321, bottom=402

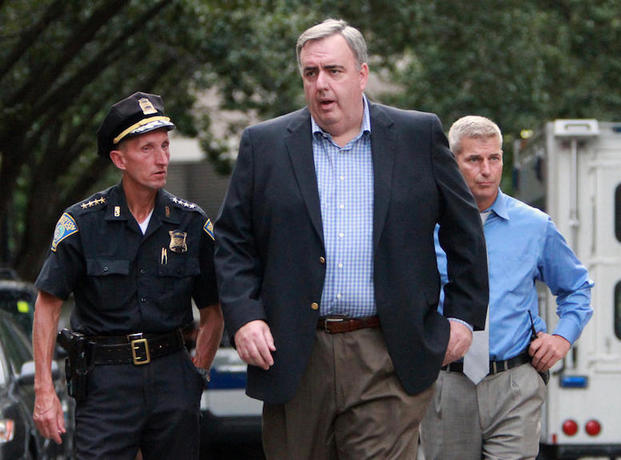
left=420, top=363, right=545, bottom=460
left=263, top=327, right=433, bottom=460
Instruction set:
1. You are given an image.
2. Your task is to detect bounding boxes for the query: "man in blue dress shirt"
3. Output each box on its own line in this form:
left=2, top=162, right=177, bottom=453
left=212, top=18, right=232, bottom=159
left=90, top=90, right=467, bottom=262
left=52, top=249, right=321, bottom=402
left=420, top=115, right=594, bottom=459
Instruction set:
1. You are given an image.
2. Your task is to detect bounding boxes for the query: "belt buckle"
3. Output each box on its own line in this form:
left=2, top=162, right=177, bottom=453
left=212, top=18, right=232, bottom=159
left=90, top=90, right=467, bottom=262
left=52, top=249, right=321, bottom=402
left=128, top=333, right=151, bottom=365
left=323, top=317, right=345, bottom=333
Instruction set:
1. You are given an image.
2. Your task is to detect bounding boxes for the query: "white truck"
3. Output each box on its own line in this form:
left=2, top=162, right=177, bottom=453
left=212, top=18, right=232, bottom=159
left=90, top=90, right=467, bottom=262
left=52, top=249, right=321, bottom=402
left=513, top=120, right=621, bottom=459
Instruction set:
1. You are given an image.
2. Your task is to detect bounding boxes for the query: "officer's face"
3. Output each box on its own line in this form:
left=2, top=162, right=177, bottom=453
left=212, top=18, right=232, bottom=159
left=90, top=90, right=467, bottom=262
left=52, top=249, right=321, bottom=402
left=455, top=135, right=503, bottom=211
left=112, top=129, right=170, bottom=191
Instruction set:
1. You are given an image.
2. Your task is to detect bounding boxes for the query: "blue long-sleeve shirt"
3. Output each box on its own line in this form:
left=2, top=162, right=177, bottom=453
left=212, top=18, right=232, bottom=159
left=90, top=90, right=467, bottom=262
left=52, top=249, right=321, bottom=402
left=436, top=189, right=593, bottom=360
left=313, top=96, right=375, bottom=317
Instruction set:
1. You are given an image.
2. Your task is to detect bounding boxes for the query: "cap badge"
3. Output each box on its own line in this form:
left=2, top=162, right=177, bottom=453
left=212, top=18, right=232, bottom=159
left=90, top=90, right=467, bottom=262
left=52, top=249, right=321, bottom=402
left=138, top=97, right=157, bottom=115
left=169, top=230, right=188, bottom=253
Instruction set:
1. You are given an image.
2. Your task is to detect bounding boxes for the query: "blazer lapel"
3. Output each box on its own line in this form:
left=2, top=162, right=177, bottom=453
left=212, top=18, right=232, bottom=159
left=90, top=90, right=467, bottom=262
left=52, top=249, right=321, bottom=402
left=369, top=103, right=396, bottom=251
left=284, top=109, right=324, bottom=245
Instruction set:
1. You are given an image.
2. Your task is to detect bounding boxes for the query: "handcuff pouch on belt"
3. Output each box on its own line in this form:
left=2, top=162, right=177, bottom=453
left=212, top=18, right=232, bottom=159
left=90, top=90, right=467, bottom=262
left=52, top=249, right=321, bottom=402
left=57, top=328, right=90, bottom=402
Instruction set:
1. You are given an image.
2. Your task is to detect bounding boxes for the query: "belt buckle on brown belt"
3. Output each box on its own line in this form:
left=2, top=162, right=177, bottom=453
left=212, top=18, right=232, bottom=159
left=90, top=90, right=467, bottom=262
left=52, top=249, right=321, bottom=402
left=323, top=317, right=345, bottom=333
left=128, top=333, right=151, bottom=365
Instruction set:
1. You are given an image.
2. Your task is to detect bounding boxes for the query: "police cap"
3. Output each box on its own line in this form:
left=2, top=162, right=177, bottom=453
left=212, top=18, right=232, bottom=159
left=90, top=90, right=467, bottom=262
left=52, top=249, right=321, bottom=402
left=97, top=92, right=175, bottom=157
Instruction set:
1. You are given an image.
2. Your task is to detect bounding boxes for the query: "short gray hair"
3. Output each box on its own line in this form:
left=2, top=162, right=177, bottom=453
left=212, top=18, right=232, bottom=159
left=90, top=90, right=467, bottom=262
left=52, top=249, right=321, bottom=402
left=296, top=19, right=368, bottom=72
left=448, top=115, right=503, bottom=155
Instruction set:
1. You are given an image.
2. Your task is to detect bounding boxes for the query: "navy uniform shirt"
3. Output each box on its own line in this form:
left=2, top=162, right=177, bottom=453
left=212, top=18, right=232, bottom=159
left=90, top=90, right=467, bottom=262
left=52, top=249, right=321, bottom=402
left=35, top=183, right=218, bottom=335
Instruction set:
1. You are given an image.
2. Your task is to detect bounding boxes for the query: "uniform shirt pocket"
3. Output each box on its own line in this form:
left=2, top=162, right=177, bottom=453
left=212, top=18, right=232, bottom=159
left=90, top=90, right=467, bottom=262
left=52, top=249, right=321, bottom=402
left=86, top=258, right=130, bottom=276
left=85, top=259, right=131, bottom=310
left=157, top=257, right=200, bottom=302
left=157, top=257, right=200, bottom=278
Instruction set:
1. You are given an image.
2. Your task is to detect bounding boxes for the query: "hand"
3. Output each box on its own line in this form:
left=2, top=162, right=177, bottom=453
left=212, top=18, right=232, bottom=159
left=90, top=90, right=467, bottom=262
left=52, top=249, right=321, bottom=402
left=529, top=332, right=570, bottom=371
left=33, top=388, right=65, bottom=444
left=234, top=320, right=276, bottom=370
left=442, top=320, right=473, bottom=366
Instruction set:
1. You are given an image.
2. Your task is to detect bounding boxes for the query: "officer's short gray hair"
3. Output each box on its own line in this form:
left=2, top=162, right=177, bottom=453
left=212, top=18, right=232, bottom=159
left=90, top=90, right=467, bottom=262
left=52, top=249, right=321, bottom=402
left=448, top=115, right=503, bottom=155
left=296, top=19, right=368, bottom=72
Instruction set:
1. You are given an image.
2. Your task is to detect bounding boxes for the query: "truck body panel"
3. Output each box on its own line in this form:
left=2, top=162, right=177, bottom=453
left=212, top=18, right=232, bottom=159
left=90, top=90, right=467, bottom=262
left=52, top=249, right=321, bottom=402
left=514, top=120, right=621, bottom=457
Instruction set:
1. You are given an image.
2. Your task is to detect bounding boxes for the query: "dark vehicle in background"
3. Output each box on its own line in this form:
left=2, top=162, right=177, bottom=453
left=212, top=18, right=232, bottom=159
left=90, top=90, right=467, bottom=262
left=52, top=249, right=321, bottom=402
left=187, top=326, right=263, bottom=460
left=0, top=312, right=63, bottom=459
left=0, top=276, right=36, bottom=337
left=0, top=270, right=75, bottom=458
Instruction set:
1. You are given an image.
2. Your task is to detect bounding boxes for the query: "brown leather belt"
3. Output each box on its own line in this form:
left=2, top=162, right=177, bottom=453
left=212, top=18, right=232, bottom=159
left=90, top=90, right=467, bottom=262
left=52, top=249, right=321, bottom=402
left=317, top=316, right=380, bottom=334
left=89, top=329, right=184, bottom=366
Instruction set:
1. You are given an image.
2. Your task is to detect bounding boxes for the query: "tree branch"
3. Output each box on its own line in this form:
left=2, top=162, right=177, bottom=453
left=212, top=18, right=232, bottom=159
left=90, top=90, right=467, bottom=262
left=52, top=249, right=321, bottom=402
left=0, top=0, right=66, bottom=80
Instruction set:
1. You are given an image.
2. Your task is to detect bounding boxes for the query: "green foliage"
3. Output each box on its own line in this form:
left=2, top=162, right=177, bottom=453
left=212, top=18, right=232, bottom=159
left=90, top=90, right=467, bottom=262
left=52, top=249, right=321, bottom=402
left=371, top=0, right=621, bottom=165
left=1, top=0, right=620, bottom=278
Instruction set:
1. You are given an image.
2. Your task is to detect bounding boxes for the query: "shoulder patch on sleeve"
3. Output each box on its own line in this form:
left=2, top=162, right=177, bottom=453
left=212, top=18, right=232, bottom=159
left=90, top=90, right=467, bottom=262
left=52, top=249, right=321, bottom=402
left=51, top=213, right=79, bottom=252
left=203, top=218, right=215, bottom=240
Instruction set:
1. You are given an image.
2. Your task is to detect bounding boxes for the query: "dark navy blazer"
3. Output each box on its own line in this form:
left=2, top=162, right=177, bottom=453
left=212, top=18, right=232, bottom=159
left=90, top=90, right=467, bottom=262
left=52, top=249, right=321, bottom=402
left=215, top=102, right=488, bottom=404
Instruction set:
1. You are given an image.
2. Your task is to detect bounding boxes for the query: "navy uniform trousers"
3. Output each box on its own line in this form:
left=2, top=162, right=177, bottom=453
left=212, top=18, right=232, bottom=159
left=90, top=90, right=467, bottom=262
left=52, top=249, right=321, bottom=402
left=75, top=350, right=205, bottom=460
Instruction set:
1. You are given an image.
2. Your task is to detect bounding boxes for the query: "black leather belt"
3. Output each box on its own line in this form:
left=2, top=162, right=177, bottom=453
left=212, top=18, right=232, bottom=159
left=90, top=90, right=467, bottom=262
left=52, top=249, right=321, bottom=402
left=442, top=350, right=531, bottom=375
left=317, top=316, right=380, bottom=334
left=89, top=329, right=184, bottom=366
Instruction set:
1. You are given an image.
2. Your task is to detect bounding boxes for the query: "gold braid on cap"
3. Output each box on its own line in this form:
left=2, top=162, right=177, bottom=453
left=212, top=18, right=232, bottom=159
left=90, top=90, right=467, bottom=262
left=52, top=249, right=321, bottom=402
left=112, top=116, right=171, bottom=144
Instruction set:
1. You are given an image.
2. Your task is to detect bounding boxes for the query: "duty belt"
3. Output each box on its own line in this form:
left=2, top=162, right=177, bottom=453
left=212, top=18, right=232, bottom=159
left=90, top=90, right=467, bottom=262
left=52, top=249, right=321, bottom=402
left=89, top=329, right=184, bottom=366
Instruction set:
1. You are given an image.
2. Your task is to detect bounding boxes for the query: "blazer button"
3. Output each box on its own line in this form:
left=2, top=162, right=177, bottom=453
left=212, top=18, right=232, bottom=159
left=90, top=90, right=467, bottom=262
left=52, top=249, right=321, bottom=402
left=311, top=302, right=319, bottom=310
left=319, top=256, right=326, bottom=264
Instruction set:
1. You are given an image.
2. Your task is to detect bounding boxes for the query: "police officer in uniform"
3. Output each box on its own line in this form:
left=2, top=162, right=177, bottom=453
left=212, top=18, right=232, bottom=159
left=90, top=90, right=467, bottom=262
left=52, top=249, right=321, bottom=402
left=32, top=92, right=223, bottom=459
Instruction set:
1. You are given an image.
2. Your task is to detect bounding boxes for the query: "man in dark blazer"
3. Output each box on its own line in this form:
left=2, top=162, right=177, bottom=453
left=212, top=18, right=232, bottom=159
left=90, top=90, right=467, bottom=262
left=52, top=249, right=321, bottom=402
left=215, top=19, right=488, bottom=459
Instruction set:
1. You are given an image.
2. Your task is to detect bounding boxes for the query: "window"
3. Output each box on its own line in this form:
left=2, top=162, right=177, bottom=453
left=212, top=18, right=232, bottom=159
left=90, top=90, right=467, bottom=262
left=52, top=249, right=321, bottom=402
left=0, top=350, right=8, bottom=386
left=616, top=184, right=621, bottom=242
left=616, top=281, right=621, bottom=340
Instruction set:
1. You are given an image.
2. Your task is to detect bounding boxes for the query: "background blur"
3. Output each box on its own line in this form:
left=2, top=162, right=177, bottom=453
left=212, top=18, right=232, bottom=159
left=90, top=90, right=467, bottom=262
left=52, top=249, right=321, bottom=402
left=1, top=0, right=620, bottom=280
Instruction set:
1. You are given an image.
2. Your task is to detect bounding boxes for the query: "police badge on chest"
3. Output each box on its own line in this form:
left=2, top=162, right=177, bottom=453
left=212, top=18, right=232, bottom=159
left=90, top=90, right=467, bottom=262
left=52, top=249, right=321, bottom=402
left=168, top=230, right=188, bottom=253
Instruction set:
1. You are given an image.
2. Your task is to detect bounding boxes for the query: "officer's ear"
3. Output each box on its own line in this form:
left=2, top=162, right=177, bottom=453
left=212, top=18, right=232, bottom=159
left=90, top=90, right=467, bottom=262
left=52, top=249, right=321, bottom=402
left=109, top=149, right=127, bottom=171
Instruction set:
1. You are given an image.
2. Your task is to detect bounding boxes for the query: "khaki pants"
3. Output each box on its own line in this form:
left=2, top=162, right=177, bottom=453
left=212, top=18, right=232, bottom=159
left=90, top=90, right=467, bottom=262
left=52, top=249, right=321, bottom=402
left=263, top=327, right=434, bottom=460
left=420, top=363, right=545, bottom=460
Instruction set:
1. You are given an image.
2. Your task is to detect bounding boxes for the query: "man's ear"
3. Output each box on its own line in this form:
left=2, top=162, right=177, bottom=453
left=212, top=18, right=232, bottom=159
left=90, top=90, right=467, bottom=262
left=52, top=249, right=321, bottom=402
left=109, top=149, right=126, bottom=170
left=359, top=62, right=369, bottom=92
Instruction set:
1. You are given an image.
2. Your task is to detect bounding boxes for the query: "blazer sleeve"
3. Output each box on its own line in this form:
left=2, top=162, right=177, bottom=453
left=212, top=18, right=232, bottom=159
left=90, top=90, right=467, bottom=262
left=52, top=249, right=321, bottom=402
left=430, top=115, right=489, bottom=330
left=214, top=128, right=267, bottom=339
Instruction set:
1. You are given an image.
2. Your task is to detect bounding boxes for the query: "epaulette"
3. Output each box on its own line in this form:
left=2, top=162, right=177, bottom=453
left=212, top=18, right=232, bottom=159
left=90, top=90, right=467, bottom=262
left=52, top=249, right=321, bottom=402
left=80, top=196, right=107, bottom=210
left=171, top=196, right=198, bottom=210
left=164, top=190, right=205, bottom=215
left=71, top=191, right=109, bottom=216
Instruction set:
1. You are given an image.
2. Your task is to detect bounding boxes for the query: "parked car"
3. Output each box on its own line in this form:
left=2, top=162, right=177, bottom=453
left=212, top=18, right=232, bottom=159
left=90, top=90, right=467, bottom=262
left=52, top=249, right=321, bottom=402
left=193, top=329, right=263, bottom=459
left=0, top=278, right=36, bottom=337
left=0, top=311, right=74, bottom=459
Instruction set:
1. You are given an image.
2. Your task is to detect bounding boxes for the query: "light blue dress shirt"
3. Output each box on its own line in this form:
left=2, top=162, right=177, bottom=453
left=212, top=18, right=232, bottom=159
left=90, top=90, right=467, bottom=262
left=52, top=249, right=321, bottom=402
left=436, top=189, right=593, bottom=360
left=312, top=96, right=375, bottom=317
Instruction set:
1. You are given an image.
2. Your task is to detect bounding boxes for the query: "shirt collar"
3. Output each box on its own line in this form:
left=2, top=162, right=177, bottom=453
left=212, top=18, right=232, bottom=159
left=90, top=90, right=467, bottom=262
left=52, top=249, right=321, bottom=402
left=483, top=188, right=510, bottom=221
left=311, top=94, right=371, bottom=140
